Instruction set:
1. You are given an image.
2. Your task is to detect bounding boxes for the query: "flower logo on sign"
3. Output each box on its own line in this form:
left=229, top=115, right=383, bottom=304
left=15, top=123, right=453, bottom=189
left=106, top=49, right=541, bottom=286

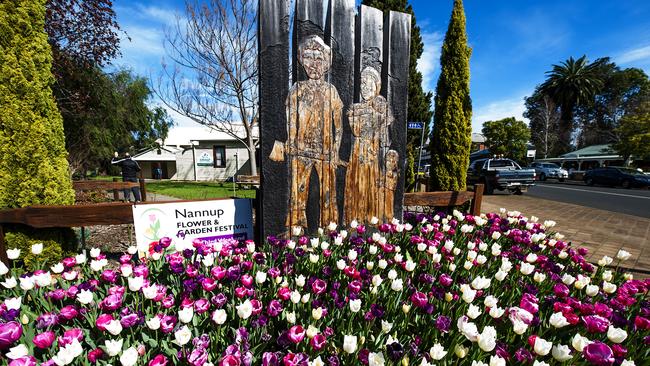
left=197, top=152, right=213, bottom=166
left=140, top=208, right=166, bottom=241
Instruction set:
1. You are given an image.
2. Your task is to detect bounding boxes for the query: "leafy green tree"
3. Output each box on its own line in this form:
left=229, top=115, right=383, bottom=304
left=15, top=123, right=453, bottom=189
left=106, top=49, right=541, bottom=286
left=428, top=0, right=472, bottom=191
left=613, top=100, right=650, bottom=162
left=0, top=0, right=75, bottom=208
left=540, top=56, right=605, bottom=153
left=481, top=117, right=531, bottom=163
left=361, top=0, right=434, bottom=192
left=61, top=69, right=174, bottom=176
left=575, top=60, right=650, bottom=147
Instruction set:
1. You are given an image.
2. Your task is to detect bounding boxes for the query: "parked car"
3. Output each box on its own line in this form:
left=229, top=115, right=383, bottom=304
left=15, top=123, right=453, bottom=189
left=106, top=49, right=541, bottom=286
left=583, top=167, right=650, bottom=189
left=467, top=158, right=536, bottom=195
left=530, top=162, right=568, bottom=181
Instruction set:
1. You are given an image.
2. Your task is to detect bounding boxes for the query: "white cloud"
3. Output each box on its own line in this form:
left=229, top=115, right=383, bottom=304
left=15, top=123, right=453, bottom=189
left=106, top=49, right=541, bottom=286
left=616, top=45, right=650, bottom=64
left=120, top=25, right=165, bottom=56
left=417, top=31, right=443, bottom=92
left=136, top=4, right=180, bottom=25
left=472, top=95, right=529, bottom=133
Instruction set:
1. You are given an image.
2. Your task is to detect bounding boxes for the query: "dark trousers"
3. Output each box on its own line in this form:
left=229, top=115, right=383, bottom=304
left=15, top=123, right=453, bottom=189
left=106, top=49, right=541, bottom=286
left=123, top=177, right=141, bottom=201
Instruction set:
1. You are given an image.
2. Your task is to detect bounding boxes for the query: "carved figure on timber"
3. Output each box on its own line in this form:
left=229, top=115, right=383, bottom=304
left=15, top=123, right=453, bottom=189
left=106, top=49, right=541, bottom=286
left=344, top=67, right=394, bottom=222
left=380, top=150, right=399, bottom=220
left=269, top=35, right=343, bottom=228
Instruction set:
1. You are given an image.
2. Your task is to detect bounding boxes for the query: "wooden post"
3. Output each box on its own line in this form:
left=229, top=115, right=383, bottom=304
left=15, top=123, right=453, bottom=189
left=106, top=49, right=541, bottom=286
left=259, top=0, right=290, bottom=238
left=0, top=225, right=7, bottom=265
left=112, top=177, right=120, bottom=201
left=139, top=178, right=147, bottom=202
left=471, top=184, right=484, bottom=216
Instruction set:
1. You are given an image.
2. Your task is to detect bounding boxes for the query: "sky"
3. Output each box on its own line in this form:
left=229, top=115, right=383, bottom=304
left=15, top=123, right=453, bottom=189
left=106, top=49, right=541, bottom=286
left=110, top=0, right=650, bottom=133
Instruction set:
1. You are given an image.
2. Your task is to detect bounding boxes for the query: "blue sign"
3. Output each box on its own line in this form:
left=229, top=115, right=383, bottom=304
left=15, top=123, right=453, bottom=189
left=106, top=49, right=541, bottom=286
left=408, top=122, right=424, bottom=129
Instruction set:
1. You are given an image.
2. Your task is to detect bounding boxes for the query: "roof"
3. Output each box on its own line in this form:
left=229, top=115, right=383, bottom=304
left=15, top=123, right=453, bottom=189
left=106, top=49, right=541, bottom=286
left=132, top=146, right=180, bottom=162
left=471, top=133, right=485, bottom=143
left=560, top=144, right=617, bottom=158
left=164, top=125, right=259, bottom=146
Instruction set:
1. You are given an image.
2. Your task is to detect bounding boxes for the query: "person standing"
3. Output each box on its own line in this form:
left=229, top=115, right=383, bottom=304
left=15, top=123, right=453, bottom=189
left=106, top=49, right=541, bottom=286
left=112, top=152, right=141, bottom=202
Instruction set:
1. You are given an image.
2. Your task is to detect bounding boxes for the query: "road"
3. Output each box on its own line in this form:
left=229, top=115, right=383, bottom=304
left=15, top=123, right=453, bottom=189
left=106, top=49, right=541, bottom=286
left=492, top=181, right=650, bottom=218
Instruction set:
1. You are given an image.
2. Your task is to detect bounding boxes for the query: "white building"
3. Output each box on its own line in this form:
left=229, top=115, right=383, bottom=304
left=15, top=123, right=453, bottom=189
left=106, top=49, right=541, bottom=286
left=133, top=125, right=259, bottom=181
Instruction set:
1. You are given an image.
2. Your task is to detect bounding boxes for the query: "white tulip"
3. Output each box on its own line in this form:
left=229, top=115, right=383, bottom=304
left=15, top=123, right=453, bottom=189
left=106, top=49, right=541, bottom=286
left=236, top=299, right=253, bottom=319
left=336, top=259, right=346, bottom=270
left=174, top=326, right=192, bottom=346
left=348, top=249, right=358, bottom=261
left=343, top=335, right=357, bottom=354
left=146, top=316, right=161, bottom=330
left=391, top=278, right=403, bottom=291
left=551, top=344, right=572, bottom=362
left=142, top=284, right=158, bottom=300
left=378, top=259, right=388, bottom=269
left=90, top=247, right=101, bottom=258
left=533, top=337, right=552, bottom=356
left=255, top=271, right=267, bottom=284
left=212, top=309, right=227, bottom=325
left=312, top=307, right=323, bottom=320
left=120, top=346, right=138, bottom=366
left=51, top=262, right=64, bottom=274
left=290, top=290, right=301, bottom=304
left=368, top=352, right=385, bottom=366
left=19, top=276, right=34, bottom=290
left=106, top=320, right=123, bottom=336
left=477, top=326, right=497, bottom=352
left=77, top=290, right=94, bottom=305
left=179, top=306, right=194, bottom=323
left=0, top=262, right=8, bottom=276
left=4, top=297, right=21, bottom=311
left=489, top=306, right=505, bottom=318
left=616, top=249, right=631, bottom=261
left=349, top=299, right=362, bottom=313
left=286, top=311, right=296, bottom=324
left=621, top=360, right=636, bottom=366
left=467, top=304, right=481, bottom=319
left=429, top=343, right=447, bottom=360
left=105, top=339, right=123, bottom=357
left=1, top=276, right=17, bottom=289
left=520, top=262, right=535, bottom=275
left=585, top=284, right=599, bottom=296
left=607, top=326, right=627, bottom=343
left=489, top=356, right=506, bottom=366
left=6, top=344, right=28, bottom=359
left=75, top=253, right=86, bottom=264
left=571, top=333, right=591, bottom=352
left=549, top=312, right=569, bottom=328
left=7, top=248, right=20, bottom=260
left=603, top=281, right=617, bottom=294
left=31, top=243, right=43, bottom=255
left=494, top=270, right=507, bottom=282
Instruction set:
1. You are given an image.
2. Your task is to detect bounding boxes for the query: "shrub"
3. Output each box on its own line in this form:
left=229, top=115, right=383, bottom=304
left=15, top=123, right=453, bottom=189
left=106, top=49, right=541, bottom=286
left=3, top=228, right=75, bottom=270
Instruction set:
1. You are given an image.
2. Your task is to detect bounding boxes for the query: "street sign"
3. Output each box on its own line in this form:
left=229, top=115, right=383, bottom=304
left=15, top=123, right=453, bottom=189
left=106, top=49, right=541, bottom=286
left=408, top=122, right=424, bottom=129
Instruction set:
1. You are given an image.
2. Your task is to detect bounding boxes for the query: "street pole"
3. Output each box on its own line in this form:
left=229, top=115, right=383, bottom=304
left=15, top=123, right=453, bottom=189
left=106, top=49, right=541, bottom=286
left=416, top=125, right=425, bottom=185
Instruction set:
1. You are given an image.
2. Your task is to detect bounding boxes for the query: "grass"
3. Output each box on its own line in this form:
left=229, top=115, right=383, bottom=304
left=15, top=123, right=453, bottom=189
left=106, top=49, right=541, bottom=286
left=145, top=181, right=256, bottom=200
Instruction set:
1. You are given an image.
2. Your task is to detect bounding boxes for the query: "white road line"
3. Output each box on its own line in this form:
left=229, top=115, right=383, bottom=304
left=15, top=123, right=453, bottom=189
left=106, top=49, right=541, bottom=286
left=535, top=185, right=650, bottom=200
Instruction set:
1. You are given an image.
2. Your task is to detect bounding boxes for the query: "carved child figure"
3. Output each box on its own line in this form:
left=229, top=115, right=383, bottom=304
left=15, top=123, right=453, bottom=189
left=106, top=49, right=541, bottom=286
left=344, top=66, right=394, bottom=223
left=380, top=150, right=399, bottom=220
left=269, top=35, right=343, bottom=228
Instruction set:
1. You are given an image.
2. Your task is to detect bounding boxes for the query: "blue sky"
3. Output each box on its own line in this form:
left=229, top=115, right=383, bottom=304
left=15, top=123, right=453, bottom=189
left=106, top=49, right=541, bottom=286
left=111, top=0, right=650, bottom=132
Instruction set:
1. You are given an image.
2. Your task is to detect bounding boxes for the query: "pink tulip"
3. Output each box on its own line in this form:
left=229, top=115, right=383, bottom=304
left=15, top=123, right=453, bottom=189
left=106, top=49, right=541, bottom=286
left=288, top=325, right=306, bottom=343
left=0, top=321, right=22, bottom=349
left=33, top=331, right=56, bottom=349
left=149, top=354, right=169, bottom=366
left=8, top=356, right=37, bottom=366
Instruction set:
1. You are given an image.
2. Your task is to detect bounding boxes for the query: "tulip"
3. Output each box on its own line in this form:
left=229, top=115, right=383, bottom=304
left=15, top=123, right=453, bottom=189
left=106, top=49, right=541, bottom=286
left=0, top=322, right=23, bottom=349
left=343, top=335, right=357, bottom=354
left=583, top=342, right=614, bottom=366
left=33, top=331, right=56, bottom=349
left=288, top=325, right=306, bottom=343
left=149, top=354, right=169, bottom=366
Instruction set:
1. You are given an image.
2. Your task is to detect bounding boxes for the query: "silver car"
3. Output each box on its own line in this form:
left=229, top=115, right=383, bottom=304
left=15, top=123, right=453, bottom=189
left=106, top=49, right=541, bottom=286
left=530, top=162, right=568, bottom=181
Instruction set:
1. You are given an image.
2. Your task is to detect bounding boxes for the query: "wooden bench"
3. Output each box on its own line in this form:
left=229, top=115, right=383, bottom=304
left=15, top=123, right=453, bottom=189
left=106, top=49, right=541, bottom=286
left=235, top=175, right=260, bottom=189
left=73, top=178, right=147, bottom=202
left=403, top=184, right=484, bottom=216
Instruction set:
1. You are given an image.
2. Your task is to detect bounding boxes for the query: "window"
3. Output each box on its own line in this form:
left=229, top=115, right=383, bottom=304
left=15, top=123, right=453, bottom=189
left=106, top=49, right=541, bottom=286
left=213, top=145, right=226, bottom=168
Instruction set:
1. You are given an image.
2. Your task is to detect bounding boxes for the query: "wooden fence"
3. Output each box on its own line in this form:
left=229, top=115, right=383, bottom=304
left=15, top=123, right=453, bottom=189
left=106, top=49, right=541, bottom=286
left=73, top=178, right=147, bottom=202
left=403, top=184, right=484, bottom=216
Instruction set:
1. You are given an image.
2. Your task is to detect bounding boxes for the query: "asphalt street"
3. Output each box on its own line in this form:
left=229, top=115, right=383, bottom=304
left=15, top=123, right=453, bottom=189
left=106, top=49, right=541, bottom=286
left=492, top=181, right=650, bottom=219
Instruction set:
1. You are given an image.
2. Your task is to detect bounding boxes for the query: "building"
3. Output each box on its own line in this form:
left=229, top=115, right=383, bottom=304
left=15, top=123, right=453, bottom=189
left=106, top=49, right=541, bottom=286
left=133, top=126, right=259, bottom=181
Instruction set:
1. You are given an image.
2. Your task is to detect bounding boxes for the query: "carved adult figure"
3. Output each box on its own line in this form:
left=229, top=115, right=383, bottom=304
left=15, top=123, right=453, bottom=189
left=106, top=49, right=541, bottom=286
left=344, top=67, right=394, bottom=222
left=269, top=35, right=343, bottom=229
left=380, top=150, right=399, bottom=220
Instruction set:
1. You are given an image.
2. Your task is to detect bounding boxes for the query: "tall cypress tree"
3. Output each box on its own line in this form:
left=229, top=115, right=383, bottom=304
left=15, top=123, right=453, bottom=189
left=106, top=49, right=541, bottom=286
left=361, top=0, right=434, bottom=192
left=429, top=0, right=472, bottom=191
left=0, top=0, right=75, bottom=208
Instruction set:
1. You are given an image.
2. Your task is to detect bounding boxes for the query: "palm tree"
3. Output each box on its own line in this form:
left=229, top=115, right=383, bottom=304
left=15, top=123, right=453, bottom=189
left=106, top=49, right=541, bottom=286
left=540, top=56, right=605, bottom=154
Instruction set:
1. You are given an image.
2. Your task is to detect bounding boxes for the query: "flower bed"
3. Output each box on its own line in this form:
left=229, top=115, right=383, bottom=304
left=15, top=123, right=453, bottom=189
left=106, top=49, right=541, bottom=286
left=0, top=210, right=648, bottom=366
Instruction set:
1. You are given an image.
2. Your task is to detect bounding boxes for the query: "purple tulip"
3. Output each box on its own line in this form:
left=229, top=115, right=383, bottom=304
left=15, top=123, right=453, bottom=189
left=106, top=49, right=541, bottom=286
left=438, top=274, right=453, bottom=287
left=99, top=293, right=122, bottom=311
left=0, top=321, right=22, bottom=349
left=8, top=356, right=37, bottom=366
left=267, top=300, right=283, bottom=317
left=311, top=279, right=327, bottom=295
left=583, top=315, right=610, bottom=333
left=435, top=316, right=451, bottom=333
left=33, top=331, right=56, bottom=349
left=583, top=342, right=614, bottom=366
left=410, top=291, right=428, bottom=308
left=288, top=325, right=306, bottom=343
left=262, top=352, right=278, bottom=366
left=120, top=313, right=140, bottom=328
left=553, top=283, right=570, bottom=298
left=59, top=305, right=79, bottom=320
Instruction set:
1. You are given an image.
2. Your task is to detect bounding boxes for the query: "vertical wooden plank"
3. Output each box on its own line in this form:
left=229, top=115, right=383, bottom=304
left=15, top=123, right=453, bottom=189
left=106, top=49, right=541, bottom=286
left=292, top=0, right=325, bottom=83
left=383, top=11, right=411, bottom=221
left=112, top=177, right=120, bottom=201
left=139, top=178, right=147, bottom=202
left=471, top=184, right=484, bottom=216
left=325, top=0, right=355, bottom=224
left=354, top=5, right=383, bottom=102
left=259, top=0, right=290, bottom=238
left=0, top=225, right=8, bottom=265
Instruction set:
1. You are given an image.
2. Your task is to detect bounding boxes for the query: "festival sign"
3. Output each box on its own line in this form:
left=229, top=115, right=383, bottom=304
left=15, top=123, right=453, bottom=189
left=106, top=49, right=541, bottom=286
left=132, top=199, right=253, bottom=250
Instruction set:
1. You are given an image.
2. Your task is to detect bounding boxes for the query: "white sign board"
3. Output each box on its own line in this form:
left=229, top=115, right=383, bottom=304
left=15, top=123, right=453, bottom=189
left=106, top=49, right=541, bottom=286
left=527, top=149, right=536, bottom=158
left=132, top=199, right=253, bottom=249
left=197, top=152, right=213, bottom=166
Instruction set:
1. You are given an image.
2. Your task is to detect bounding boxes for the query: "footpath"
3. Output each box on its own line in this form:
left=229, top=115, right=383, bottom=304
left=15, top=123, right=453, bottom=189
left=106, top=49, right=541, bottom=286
left=482, top=194, right=650, bottom=276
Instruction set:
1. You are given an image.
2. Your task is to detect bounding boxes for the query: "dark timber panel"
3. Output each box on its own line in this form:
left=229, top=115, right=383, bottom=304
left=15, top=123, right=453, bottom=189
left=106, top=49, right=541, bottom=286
left=354, top=5, right=383, bottom=102
left=259, top=0, right=290, bottom=238
left=325, top=0, right=355, bottom=224
left=383, top=11, right=411, bottom=219
left=292, top=0, right=325, bottom=83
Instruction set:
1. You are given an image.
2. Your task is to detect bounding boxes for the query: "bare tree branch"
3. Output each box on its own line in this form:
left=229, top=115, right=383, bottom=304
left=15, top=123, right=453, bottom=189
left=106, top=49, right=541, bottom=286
left=155, top=0, right=259, bottom=175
